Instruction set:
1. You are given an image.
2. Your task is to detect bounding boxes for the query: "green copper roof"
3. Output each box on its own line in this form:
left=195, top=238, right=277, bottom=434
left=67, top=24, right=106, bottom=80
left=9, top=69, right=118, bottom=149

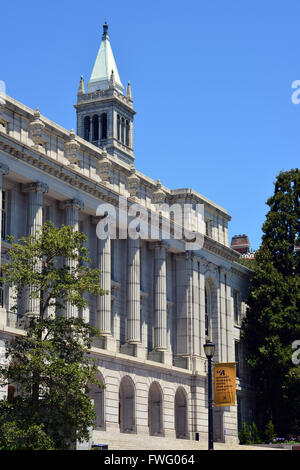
left=87, top=22, right=124, bottom=93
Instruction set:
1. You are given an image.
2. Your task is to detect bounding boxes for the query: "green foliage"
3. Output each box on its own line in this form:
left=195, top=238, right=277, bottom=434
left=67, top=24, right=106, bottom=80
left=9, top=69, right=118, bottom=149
left=0, top=401, right=55, bottom=450
left=0, top=317, right=104, bottom=449
left=241, top=169, right=300, bottom=435
left=235, top=257, right=256, bottom=270
left=239, top=421, right=261, bottom=445
left=264, top=420, right=276, bottom=444
left=0, top=223, right=106, bottom=449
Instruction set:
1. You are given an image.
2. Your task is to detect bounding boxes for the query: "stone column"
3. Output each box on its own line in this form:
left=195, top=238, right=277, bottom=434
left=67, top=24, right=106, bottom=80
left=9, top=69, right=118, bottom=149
left=0, top=163, right=9, bottom=250
left=126, top=237, right=140, bottom=343
left=0, top=164, right=9, bottom=327
left=153, top=242, right=167, bottom=351
left=60, top=198, right=84, bottom=319
left=198, top=261, right=207, bottom=353
left=22, top=181, right=49, bottom=318
left=175, top=252, right=192, bottom=358
left=23, top=182, right=49, bottom=236
left=96, top=236, right=111, bottom=335
left=225, top=271, right=234, bottom=362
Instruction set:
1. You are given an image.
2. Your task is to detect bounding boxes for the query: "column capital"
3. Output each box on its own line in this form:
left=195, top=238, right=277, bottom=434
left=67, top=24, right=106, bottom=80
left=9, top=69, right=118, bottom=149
left=59, top=198, right=84, bottom=211
left=149, top=240, right=169, bottom=252
left=0, top=163, right=9, bottom=176
left=22, top=181, right=49, bottom=194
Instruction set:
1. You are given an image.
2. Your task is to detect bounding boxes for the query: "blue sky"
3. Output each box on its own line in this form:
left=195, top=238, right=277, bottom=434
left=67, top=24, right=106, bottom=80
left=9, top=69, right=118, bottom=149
left=1, top=0, right=299, bottom=250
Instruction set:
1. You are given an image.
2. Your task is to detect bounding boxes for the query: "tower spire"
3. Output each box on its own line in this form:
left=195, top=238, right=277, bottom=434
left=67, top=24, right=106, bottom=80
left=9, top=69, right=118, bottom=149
left=87, top=21, right=123, bottom=93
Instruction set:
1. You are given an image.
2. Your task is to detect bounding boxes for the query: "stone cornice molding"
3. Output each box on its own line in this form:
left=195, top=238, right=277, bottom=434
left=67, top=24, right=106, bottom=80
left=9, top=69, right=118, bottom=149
left=0, top=135, right=120, bottom=207
left=2, top=97, right=232, bottom=221
left=75, top=88, right=135, bottom=113
left=203, top=236, right=239, bottom=262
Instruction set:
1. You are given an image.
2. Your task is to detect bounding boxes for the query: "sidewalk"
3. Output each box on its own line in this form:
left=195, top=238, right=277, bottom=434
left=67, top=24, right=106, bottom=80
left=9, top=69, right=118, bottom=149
left=92, top=429, right=281, bottom=451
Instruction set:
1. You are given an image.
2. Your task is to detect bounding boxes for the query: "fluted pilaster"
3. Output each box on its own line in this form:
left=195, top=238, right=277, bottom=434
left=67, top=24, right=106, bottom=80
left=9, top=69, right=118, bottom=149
left=153, top=242, right=167, bottom=351
left=96, top=236, right=111, bottom=334
left=22, top=181, right=48, bottom=317
left=60, top=198, right=84, bottom=319
left=126, top=237, right=140, bottom=343
left=176, top=252, right=193, bottom=356
left=0, top=164, right=9, bottom=251
left=22, top=182, right=48, bottom=236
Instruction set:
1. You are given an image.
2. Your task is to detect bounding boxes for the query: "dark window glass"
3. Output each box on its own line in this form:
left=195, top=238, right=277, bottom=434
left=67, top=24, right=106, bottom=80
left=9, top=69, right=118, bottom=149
left=121, top=117, right=125, bottom=143
left=125, top=120, right=130, bottom=146
left=117, top=115, right=120, bottom=140
left=101, top=113, right=107, bottom=140
left=84, top=116, right=90, bottom=141
left=1, top=191, right=6, bottom=241
left=92, top=115, right=99, bottom=141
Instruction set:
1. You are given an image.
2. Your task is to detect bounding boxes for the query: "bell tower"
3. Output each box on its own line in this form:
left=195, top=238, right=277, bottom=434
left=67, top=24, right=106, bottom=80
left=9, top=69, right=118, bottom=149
left=74, top=21, right=135, bottom=164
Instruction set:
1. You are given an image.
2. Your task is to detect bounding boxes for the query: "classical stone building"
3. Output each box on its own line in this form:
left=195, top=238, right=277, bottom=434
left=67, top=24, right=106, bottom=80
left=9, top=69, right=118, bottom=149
left=0, top=22, right=255, bottom=445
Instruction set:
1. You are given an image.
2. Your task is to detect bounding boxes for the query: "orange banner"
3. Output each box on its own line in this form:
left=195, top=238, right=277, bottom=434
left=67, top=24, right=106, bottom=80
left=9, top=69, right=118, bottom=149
left=214, top=362, right=236, bottom=407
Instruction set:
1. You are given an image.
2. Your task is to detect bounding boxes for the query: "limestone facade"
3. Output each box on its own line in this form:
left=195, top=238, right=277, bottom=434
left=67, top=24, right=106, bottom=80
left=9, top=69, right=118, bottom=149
left=0, top=23, right=255, bottom=445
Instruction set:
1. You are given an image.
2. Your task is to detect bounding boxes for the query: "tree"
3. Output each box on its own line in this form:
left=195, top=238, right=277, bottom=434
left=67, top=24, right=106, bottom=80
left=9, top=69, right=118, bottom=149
left=0, top=222, right=106, bottom=449
left=242, top=169, right=300, bottom=435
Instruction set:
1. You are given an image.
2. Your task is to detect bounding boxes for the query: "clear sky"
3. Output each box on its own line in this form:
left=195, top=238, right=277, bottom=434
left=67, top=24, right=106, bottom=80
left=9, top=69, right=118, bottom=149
left=1, top=0, right=299, bottom=250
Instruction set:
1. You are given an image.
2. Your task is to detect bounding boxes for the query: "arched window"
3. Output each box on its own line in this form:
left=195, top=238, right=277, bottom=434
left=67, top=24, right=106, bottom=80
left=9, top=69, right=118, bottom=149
left=119, top=376, right=135, bottom=433
left=117, top=114, right=121, bottom=141
left=84, top=116, right=90, bottom=141
left=148, top=382, right=163, bottom=436
left=121, top=117, right=125, bottom=144
left=92, top=115, right=99, bottom=141
left=101, top=113, right=107, bottom=140
left=174, top=387, right=188, bottom=439
left=125, top=120, right=130, bottom=146
left=88, top=373, right=105, bottom=429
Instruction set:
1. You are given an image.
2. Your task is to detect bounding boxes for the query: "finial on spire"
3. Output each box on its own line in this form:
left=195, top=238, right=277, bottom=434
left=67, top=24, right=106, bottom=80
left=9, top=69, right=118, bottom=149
left=102, top=20, right=109, bottom=40
left=77, top=75, right=85, bottom=95
left=126, top=81, right=132, bottom=100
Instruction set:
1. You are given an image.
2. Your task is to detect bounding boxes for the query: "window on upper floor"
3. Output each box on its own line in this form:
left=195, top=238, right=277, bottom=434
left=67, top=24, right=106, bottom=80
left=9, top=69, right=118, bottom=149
left=233, top=290, right=240, bottom=324
left=84, top=116, right=90, bottom=141
left=235, top=341, right=240, bottom=377
left=101, top=113, right=107, bottom=140
left=205, top=218, right=212, bottom=238
left=92, top=115, right=99, bottom=141
left=1, top=190, right=7, bottom=241
left=125, top=120, right=130, bottom=147
left=117, top=114, right=121, bottom=141
left=0, top=277, right=4, bottom=308
left=205, top=285, right=211, bottom=339
left=121, top=117, right=125, bottom=144
left=7, top=385, right=15, bottom=402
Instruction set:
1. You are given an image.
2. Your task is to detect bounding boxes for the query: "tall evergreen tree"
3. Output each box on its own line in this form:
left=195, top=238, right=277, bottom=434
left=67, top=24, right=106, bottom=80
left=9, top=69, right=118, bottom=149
left=242, top=169, right=300, bottom=435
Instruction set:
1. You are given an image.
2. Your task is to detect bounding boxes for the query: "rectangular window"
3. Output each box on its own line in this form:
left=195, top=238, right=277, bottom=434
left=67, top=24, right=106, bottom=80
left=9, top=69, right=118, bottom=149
left=233, top=290, right=240, bottom=324
left=235, top=342, right=240, bottom=378
left=7, top=385, right=15, bottom=402
left=205, top=219, right=212, bottom=238
left=0, top=277, right=4, bottom=308
left=1, top=190, right=6, bottom=241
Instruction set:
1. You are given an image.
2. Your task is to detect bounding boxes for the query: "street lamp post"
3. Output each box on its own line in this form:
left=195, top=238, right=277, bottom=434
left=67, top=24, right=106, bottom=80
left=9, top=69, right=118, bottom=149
left=203, top=340, right=215, bottom=451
